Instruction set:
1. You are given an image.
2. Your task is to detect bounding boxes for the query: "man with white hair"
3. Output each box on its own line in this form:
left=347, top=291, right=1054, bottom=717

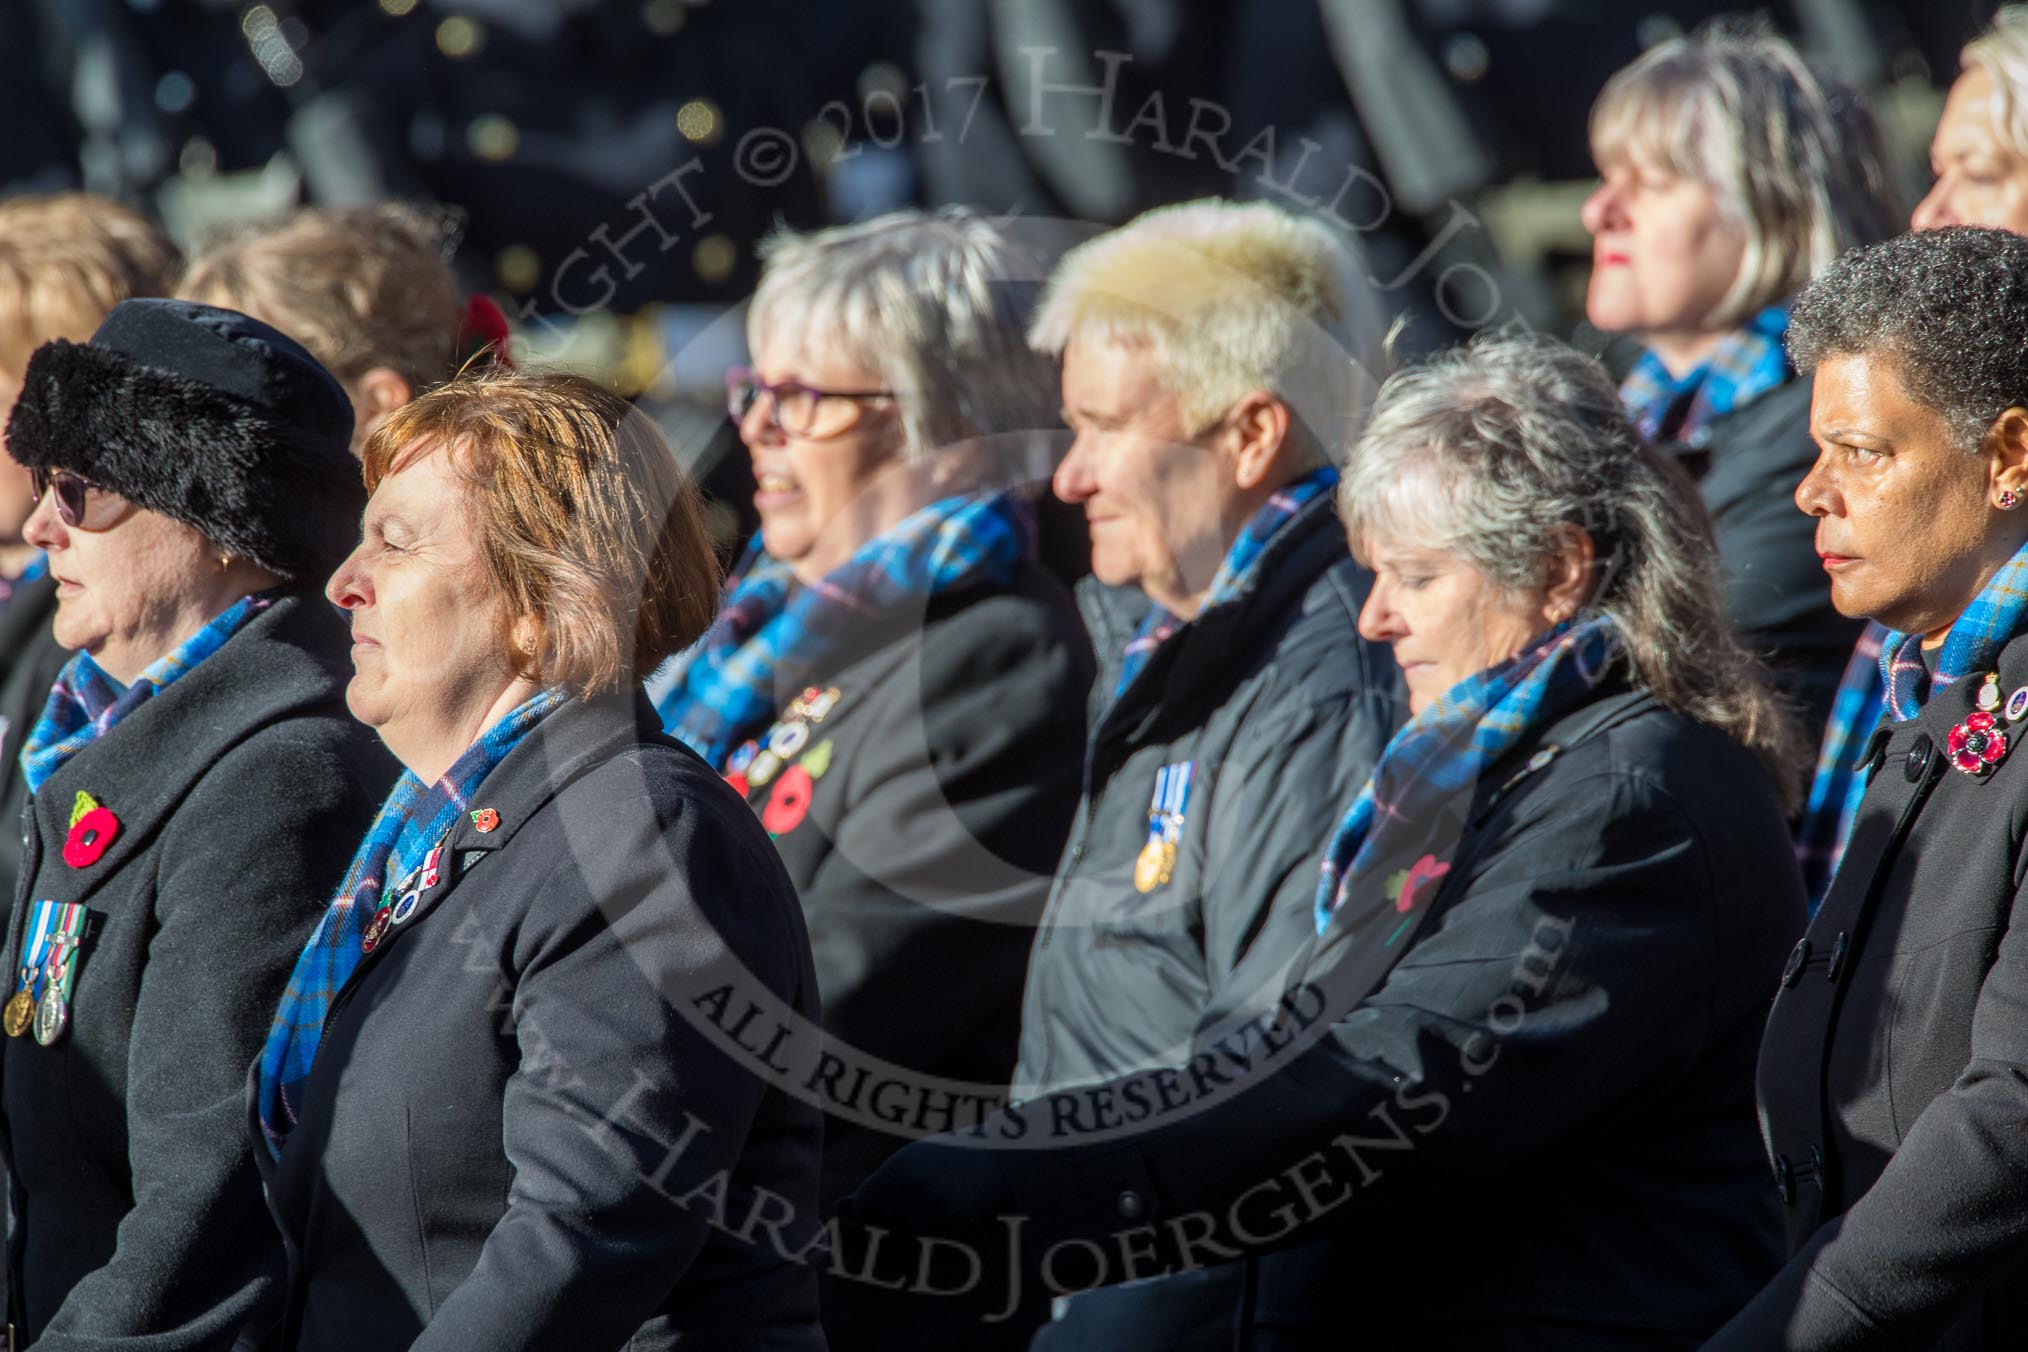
left=982, top=197, right=1399, bottom=1349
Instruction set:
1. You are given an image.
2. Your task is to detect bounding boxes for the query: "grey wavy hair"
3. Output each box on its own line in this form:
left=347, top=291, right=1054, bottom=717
left=1340, top=331, right=1805, bottom=809
left=1590, top=22, right=1901, bottom=329
left=747, top=206, right=1058, bottom=466
left=1788, top=225, right=2028, bottom=453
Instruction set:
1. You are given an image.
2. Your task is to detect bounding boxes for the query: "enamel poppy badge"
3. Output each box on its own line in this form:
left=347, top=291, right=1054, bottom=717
left=1949, top=710, right=2009, bottom=776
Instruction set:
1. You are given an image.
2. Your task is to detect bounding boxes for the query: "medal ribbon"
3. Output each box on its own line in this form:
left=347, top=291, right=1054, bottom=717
left=14, top=900, right=85, bottom=1003
left=1160, top=762, right=1193, bottom=844
left=42, top=904, right=87, bottom=1005
left=1143, top=762, right=1195, bottom=846
left=14, top=901, right=60, bottom=1005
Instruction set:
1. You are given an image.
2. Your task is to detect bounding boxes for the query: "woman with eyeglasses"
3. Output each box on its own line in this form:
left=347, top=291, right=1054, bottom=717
left=0, top=299, right=394, bottom=1346
left=650, top=210, right=1094, bottom=1243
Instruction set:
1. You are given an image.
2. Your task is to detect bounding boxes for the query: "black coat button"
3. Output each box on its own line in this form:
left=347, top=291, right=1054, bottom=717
left=1773, top=1153, right=1795, bottom=1204
left=1116, top=1189, right=1146, bottom=1221
left=1825, top=931, right=1849, bottom=983
left=1782, top=938, right=1811, bottom=987
left=1906, top=734, right=1935, bottom=782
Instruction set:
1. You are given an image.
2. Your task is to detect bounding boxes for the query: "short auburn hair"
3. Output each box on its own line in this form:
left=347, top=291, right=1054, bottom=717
left=0, top=193, right=180, bottom=372
left=180, top=204, right=463, bottom=390
left=363, top=371, right=721, bottom=696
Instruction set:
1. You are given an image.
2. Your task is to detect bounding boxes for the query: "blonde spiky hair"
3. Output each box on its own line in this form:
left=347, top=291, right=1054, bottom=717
left=1028, top=198, right=1382, bottom=464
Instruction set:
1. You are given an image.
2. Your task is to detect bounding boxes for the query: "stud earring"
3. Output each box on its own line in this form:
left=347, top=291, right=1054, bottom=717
left=2001, top=490, right=2022, bottom=511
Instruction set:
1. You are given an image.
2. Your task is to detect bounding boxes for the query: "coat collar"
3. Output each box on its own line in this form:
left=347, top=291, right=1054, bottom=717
left=1078, top=493, right=1357, bottom=735
left=28, top=591, right=356, bottom=902
left=330, top=690, right=666, bottom=977
left=1864, top=634, right=2028, bottom=790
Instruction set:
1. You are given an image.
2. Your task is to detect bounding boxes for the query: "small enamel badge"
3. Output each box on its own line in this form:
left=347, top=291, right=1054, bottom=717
left=1949, top=710, right=2009, bottom=775
left=2007, top=685, right=2028, bottom=723
left=471, top=808, right=500, bottom=834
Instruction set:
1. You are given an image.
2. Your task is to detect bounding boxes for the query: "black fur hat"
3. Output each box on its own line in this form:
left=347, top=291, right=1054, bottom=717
left=5, top=299, right=361, bottom=583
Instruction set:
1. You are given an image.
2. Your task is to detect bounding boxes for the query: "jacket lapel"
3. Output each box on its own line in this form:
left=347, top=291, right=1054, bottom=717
left=1079, top=496, right=1358, bottom=783
left=1769, top=667, right=1965, bottom=1226
left=326, top=692, right=657, bottom=985
left=22, top=594, right=352, bottom=910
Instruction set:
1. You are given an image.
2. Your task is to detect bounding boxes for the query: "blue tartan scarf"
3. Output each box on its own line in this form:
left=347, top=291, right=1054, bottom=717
left=1115, top=468, right=1338, bottom=698
left=1315, top=615, right=1620, bottom=935
left=1878, top=539, right=2028, bottom=722
left=1797, top=621, right=1888, bottom=911
left=1619, top=305, right=1791, bottom=447
left=655, top=491, right=1034, bottom=769
left=19, top=588, right=280, bottom=795
left=257, top=685, right=567, bottom=1157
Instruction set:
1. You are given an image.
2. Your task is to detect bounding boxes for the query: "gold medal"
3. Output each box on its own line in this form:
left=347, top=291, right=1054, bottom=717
left=4, top=990, right=33, bottom=1038
left=1134, top=838, right=1166, bottom=893
left=1155, top=838, right=1176, bottom=887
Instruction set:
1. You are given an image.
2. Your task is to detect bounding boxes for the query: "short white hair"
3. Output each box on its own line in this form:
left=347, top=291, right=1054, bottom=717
left=747, top=207, right=1058, bottom=465
left=1026, top=198, right=1384, bottom=469
left=1590, top=24, right=1899, bottom=328
left=1963, top=6, right=2028, bottom=162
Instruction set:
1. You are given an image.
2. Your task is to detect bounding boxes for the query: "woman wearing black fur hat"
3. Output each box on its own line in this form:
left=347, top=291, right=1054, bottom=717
left=0, top=298, right=396, bottom=1347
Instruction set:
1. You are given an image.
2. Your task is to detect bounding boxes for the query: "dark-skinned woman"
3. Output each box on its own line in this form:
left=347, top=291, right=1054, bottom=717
left=1707, top=226, right=2028, bottom=1349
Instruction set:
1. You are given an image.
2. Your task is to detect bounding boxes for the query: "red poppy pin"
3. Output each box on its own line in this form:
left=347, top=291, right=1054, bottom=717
left=62, top=791, right=118, bottom=869
left=760, top=766, right=815, bottom=836
left=1384, top=853, right=1452, bottom=914
left=1949, top=710, right=2009, bottom=776
left=471, top=808, right=500, bottom=834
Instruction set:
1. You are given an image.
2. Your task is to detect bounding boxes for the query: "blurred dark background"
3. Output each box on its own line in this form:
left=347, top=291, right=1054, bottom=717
left=0, top=0, right=2001, bottom=519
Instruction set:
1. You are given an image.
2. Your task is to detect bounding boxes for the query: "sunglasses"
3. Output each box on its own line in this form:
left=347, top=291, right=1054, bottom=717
left=29, top=467, right=126, bottom=531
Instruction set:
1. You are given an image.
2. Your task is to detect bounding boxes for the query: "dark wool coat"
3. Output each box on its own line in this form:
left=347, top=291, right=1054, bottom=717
left=1707, top=630, right=2028, bottom=1351
left=1667, top=377, right=1863, bottom=740
left=841, top=682, right=1804, bottom=1352
left=254, top=692, right=826, bottom=1352
left=726, top=561, right=1094, bottom=1214
left=0, top=591, right=396, bottom=1349
left=0, top=573, right=67, bottom=917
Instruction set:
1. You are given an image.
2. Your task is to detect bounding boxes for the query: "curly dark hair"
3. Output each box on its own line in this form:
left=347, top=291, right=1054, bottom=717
left=1787, top=225, right=2028, bottom=450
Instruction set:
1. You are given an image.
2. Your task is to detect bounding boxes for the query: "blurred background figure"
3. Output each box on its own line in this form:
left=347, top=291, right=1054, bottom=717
left=178, top=203, right=474, bottom=453
left=0, top=3, right=1993, bottom=553
left=1581, top=23, right=1901, bottom=749
left=1805, top=3, right=2028, bottom=913
left=0, top=192, right=179, bottom=916
left=1913, top=5, right=2028, bottom=233
left=648, top=208, right=1094, bottom=1346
